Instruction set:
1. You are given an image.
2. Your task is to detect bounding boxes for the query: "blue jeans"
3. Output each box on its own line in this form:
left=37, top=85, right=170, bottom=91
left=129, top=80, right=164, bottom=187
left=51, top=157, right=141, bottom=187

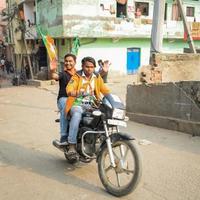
left=68, top=106, right=83, bottom=144
left=57, top=97, right=68, bottom=138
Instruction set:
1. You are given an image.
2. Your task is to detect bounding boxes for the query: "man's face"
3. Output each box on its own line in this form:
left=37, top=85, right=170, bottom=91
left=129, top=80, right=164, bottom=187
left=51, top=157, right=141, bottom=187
left=64, top=56, right=76, bottom=70
left=82, top=61, right=95, bottom=77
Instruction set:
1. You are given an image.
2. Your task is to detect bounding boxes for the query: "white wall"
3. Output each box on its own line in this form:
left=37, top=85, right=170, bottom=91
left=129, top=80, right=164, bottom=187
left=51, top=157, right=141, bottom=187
left=77, top=48, right=127, bottom=74
left=62, top=0, right=99, bottom=16
left=24, top=2, right=35, bottom=24
left=77, top=45, right=150, bottom=74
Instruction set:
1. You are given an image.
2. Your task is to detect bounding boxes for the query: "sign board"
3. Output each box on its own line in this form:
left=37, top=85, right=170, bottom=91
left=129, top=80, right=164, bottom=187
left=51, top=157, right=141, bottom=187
left=184, top=22, right=200, bottom=40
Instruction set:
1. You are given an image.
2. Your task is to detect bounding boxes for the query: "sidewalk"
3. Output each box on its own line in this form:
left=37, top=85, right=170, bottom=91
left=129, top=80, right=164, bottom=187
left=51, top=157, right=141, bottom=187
left=0, top=72, right=13, bottom=88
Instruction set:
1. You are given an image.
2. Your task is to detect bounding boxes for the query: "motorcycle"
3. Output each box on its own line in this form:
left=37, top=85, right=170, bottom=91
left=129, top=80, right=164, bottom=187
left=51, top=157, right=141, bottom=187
left=53, top=94, right=142, bottom=197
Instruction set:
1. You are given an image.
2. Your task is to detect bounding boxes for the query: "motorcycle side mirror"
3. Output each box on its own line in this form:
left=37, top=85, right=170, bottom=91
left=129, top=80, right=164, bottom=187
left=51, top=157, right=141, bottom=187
left=92, top=110, right=102, bottom=116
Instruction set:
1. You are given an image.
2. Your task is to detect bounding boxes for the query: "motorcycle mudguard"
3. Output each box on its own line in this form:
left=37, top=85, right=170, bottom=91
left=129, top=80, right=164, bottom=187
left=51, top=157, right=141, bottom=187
left=96, top=133, right=135, bottom=162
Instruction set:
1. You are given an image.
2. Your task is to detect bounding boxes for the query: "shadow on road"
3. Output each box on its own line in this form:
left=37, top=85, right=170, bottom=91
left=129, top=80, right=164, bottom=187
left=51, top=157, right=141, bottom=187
left=0, top=139, right=115, bottom=198
left=0, top=101, right=52, bottom=111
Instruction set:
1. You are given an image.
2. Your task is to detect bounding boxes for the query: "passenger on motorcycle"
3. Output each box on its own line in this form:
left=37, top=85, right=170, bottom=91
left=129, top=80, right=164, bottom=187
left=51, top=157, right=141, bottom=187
left=65, top=56, right=110, bottom=157
left=50, top=53, right=77, bottom=145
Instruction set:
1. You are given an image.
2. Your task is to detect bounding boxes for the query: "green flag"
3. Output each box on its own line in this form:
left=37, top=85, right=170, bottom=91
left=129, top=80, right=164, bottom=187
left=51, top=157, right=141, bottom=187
left=71, top=36, right=80, bottom=56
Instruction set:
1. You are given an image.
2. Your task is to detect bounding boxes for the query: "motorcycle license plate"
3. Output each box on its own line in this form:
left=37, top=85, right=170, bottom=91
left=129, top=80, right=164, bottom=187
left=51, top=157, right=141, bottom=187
left=107, top=119, right=127, bottom=127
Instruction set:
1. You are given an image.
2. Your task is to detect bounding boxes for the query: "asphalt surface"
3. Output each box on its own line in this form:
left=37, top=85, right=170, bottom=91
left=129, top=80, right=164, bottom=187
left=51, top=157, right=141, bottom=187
left=0, top=81, right=200, bottom=200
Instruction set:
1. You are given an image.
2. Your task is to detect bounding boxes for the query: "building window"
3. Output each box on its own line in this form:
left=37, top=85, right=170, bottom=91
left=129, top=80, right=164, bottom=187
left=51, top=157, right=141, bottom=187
left=135, top=2, right=149, bottom=16
left=34, top=12, right=36, bottom=25
left=61, top=39, right=65, bottom=46
left=186, top=7, right=195, bottom=17
left=164, top=3, right=167, bottom=21
left=116, top=2, right=127, bottom=18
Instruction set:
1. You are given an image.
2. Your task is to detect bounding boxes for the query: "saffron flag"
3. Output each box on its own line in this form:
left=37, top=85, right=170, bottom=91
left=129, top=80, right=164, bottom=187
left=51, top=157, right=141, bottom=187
left=37, top=27, right=58, bottom=70
left=38, top=28, right=57, bottom=61
left=42, top=34, right=57, bottom=61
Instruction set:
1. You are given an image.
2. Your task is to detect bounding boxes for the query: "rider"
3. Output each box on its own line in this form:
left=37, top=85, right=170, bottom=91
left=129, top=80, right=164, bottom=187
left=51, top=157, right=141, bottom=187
left=50, top=53, right=76, bottom=145
left=65, top=56, right=110, bottom=156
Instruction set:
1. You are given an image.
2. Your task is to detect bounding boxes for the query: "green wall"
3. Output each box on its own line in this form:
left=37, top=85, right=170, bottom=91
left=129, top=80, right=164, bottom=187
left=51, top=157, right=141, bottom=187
left=78, top=38, right=200, bottom=52
left=79, top=38, right=151, bottom=48
left=36, top=0, right=63, bottom=37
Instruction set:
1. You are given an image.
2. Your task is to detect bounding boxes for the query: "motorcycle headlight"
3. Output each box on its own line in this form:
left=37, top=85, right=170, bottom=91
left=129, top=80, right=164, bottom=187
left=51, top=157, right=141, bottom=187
left=112, top=109, right=125, bottom=120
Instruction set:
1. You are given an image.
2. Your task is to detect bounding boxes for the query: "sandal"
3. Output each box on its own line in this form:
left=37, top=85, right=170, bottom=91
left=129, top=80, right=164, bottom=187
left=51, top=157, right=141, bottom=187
left=67, top=144, right=78, bottom=159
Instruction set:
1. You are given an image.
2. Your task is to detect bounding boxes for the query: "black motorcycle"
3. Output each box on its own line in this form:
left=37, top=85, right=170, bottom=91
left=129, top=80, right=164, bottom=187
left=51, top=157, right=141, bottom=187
left=53, top=94, right=142, bottom=197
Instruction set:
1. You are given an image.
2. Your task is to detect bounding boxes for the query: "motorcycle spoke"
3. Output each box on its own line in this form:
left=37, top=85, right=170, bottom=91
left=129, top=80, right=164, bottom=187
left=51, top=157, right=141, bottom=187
left=118, top=144, right=129, bottom=161
left=115, top=171, right=121, bottom=187
left=123, top=168, right=134, bottom=174
left=105, top=165, right=113, bottom=173
left=113, top=149, right=120, bottom=160
left=122, top=146, right=129, bottom=161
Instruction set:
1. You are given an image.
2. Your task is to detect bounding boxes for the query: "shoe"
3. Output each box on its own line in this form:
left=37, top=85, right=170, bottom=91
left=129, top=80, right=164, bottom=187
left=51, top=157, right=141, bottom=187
left=59, top=141, right=68, bottom=146
left=52, top=139, right=65, bottom=152
left=67, top=144, right=77, bottom=158
left=55, top=118, right=60, bottom=123
left=68, top=144, right=76, bottom=152
left=52, top=138, right=67, bottom=149
left=60, top=135, right=68, bottom=145
left=52, top=140, right=67, bottom=152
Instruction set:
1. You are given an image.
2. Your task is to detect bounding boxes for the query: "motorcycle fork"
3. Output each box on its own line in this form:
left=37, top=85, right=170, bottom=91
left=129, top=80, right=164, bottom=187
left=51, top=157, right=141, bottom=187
left=103, top=120, right=116, bottom=168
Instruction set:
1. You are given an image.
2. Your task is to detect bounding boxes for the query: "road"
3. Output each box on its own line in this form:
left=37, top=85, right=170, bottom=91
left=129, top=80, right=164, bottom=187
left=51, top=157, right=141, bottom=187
left=0, top=83, right=200, bottom=200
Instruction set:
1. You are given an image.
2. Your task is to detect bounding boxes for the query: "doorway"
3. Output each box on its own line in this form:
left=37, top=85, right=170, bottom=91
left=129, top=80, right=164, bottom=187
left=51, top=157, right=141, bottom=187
left=127, top=48, right=141, bottom=74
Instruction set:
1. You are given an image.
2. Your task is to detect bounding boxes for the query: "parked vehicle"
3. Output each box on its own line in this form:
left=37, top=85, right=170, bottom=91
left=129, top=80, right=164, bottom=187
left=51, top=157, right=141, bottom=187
left=12, top=69, right=27, bottom=86
left=53, top=94, right=142, bottom=197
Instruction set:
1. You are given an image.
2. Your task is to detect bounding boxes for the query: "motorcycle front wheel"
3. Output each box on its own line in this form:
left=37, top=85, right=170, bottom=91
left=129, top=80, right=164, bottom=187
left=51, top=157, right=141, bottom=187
left=98, top=140, right=142, bottom=197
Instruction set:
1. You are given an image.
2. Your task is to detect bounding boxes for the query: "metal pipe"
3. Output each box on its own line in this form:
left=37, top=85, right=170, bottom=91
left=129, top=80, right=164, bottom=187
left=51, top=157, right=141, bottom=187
left=176, top=0, right=196, bottom=54
left=150, top=0, right=165, bottom=64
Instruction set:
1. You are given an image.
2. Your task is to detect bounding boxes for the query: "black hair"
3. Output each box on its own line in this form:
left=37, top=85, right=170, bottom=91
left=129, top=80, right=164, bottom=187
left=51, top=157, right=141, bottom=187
left=98, top=59, right=103, bottom=66
left=64, top=53, right=76, bottom=61
left=81, top=56, right=96, bottom=67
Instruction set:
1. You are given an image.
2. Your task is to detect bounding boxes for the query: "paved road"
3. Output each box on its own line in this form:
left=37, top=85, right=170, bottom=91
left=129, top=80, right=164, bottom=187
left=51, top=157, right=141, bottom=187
left=0, top=84, right=200, bottom=200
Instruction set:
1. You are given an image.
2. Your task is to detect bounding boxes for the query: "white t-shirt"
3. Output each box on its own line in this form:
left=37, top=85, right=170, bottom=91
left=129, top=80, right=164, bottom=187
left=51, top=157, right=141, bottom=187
left=1, top=59, right=5, bottom=65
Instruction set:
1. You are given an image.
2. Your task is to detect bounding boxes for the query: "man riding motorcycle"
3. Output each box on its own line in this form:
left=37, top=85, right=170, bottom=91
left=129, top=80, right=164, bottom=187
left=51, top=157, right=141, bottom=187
left=50, top=53, right=77, bottom=145
left=52, top=57, right=142, bottom=197
left=65, top=56, right=110, bottom=158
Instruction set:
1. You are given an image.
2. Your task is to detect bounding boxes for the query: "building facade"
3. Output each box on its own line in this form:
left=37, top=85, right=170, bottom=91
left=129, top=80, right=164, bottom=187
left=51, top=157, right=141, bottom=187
left=5, top=0, right=200, bottom=75
left=0, top=0, right=7, bottom=57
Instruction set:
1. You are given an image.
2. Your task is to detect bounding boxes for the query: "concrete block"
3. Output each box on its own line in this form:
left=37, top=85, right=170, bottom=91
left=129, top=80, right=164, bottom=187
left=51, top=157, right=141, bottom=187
left=126, top=82, right=200, bottom=136
left=127, top=112, right=200, bottom=136
left=27, top=79, right=53, bottom=87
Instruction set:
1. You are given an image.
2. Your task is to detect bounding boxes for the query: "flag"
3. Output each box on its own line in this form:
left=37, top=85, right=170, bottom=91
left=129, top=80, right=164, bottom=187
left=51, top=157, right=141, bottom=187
left=37, top=28, right=57, bottom=61
left=71, top=36, right=80, bottom=56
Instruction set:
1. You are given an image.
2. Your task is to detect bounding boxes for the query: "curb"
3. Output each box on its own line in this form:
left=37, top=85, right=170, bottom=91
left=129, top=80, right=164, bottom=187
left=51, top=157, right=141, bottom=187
left=27, top=79, right=56, bottom=87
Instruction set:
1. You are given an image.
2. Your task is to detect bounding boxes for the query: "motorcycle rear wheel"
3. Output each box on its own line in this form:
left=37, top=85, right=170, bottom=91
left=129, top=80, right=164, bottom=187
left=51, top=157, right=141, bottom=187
left=98, top=140, right=142, bottom=197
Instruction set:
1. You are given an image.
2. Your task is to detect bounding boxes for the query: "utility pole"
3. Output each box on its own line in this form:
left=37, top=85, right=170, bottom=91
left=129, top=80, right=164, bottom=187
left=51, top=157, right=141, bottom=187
left=20, top=21, right=34, bottom=80
left=176, top=0, right=196, bottom=53
left=23, top=36, right=34, bottom=79
left=7, top=0, right=16, bottom=68
left=149, top=0, right=165, bottom=65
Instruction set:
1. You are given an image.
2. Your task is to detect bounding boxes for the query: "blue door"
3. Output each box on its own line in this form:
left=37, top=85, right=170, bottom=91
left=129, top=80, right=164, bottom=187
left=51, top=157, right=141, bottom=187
left=127, top=48, right=141, bottom=74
